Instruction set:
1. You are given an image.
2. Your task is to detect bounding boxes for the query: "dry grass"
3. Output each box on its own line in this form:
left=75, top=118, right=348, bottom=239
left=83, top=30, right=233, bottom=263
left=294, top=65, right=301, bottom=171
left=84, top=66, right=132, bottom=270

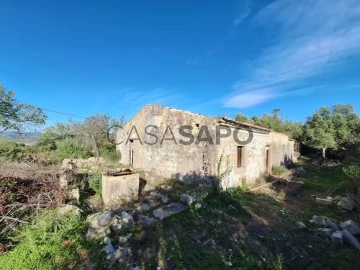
left=0, top=161, right=66, bottom=250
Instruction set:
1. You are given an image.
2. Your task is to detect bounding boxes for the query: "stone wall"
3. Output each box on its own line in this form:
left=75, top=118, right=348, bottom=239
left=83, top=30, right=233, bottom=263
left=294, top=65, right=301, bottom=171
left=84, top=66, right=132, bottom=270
left=117, top=105, right=218, bottom=181
left=116, top=105, right=298, bottom=188
left=215, top=126, right=269, bottom=188
left=268, top=132, right=297, bottom=168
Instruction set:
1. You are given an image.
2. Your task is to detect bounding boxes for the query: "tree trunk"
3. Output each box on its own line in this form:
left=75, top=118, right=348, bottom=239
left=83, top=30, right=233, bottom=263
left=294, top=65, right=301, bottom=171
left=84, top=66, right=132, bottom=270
left=92, top=135, right=100, bottom=157
left=322, top=147, right=326, bottom=161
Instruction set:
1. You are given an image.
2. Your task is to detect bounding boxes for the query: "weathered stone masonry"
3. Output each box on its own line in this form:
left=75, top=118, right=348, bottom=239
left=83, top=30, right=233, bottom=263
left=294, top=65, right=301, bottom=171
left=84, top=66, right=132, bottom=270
left=116, top=105, right=298, bottom=188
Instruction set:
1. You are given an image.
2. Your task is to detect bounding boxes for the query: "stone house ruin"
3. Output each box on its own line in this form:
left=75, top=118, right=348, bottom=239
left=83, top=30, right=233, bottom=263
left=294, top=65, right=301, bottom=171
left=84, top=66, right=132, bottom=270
left=116, top=105, right=298, bottom=188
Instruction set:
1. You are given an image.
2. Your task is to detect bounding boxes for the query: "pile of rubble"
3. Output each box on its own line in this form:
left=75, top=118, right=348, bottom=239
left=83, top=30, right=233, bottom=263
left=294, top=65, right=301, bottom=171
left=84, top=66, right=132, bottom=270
left=61, top=157, right=107, bottom=172
left=316, top=195, right=359, bottom=211
left=310, top=215, right=360, bottom=252
left=85, top=191, right=202, bottom=264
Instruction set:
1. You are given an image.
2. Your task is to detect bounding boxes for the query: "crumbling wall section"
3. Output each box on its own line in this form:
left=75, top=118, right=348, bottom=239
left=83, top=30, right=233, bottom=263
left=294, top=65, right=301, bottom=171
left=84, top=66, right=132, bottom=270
left=117, top=105, right=218, bottom=182
left=216, top=127, right=268, bottom=188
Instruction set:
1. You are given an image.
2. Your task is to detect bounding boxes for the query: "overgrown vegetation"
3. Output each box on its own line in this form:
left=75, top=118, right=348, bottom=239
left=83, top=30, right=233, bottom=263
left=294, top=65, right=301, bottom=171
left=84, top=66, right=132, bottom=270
left=272, top=166, right=289, bottom=176
left=88, top=171, right=102, bottom=196
left=235, top=108, right=303, bottom=139
left=342, top=165, right=360, bottom=194
left=235, top=104, right=360, bottom=160
left=0, top=210, right=92, bottom=270
left=1, top=84, right=360, bottom=269
left=0, top=162, right=64, bottom=247
left=37, top=114, right=123, bottom=163
left=214, top=152, right=233, bottom=193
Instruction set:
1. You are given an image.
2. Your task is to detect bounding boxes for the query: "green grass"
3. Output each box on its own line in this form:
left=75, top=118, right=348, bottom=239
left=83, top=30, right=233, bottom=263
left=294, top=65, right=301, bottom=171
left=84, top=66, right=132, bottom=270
left=0, top=210, right=105, bottom=270
left=88, top=171, right=102, bottom=196
left=121, top=176, right=360, bottom=270
left=272, top=166, right=289, bottom=176
left=298, top=164, right=346, bottom=193
left=126, top=189, right=285, bottom=270
left=297, top=156, right=360, bottom=195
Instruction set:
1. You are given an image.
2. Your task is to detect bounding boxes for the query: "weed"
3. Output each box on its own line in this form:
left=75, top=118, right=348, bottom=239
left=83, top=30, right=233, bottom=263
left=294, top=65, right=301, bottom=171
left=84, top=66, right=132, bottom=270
left=214, top=152, right=233, bottom=193
left=272, top=166, right=289, bottom=176
left=0, top=210, right=90, bottom=269
left=88, top=171, right=102, bottom=196
left=342, top=165, right=360, bottom=194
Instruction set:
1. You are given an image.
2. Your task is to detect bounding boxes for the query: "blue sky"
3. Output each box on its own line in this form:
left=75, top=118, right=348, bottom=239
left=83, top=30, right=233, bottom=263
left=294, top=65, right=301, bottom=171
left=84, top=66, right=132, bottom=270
left=1, top=0, right=360, bottom=126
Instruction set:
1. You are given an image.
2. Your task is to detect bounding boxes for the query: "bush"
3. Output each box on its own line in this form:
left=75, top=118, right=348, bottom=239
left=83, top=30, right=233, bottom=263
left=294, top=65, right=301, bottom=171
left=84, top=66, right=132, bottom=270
left=341, top=165, right=360, bottom=194
left=0, top=138, right=30, bottom=161
left=88, top=171, right=102, bottom=196
left=0, top=210, right=88, bottom=270
left=272, top=166, right=289, bottom=176
left=0, top=138, right=53, bottom=163
left=100, top=141, right=120, bottom=162
left=52, top=138, right=92, bottom=162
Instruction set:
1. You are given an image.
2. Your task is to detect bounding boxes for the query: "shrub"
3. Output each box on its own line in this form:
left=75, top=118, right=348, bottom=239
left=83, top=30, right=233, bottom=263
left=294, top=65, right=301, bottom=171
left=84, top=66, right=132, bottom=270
left=0, top=138, right=53, bottom=164
left=341, top=165, right=360, bottom=194
left=272, top=166, right=289, bottom=176
left=0, top=138, right=29, bottom=161
left=52, top=137, right=92, bottom=162
left=100, top=141, right=120, bottom=162
left=0, top=210, right=88, bottom=270
left=88, top=171, right=102, bottom=196
left=214, top=153, right=232, bottom=193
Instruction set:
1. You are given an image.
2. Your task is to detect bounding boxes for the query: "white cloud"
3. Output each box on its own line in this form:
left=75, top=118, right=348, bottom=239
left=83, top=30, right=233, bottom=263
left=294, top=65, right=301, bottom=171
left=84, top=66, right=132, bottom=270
left=233, top=9, right=250, bottom=26
left=224, top=89, right=277, bottom=108
left=186, top=57, right=201, bottom=65
left=122, top=88, right=179, bottom=106
left=225, top=0, right=360, bottom=108
left=186, top=50, right=214, bottom=65
left=233, top=0, right=251, bottom=27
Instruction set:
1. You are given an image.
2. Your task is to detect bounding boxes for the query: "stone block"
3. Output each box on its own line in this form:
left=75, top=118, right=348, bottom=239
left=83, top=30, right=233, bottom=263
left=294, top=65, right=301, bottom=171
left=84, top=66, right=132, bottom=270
left=340, top=220, right=360, bottom=235
left=102, top=171, right=139, bottom=208
left=342, top=229, right=360, bottom=252
left=153, top=203, right=188, bottom=220
left=337, top=197, right=356, bottom=211
left=316, top=197, right=334, bottom=205
left=331, top=231, right=343, bottom=245
left=180, top=193, right=195, bottom=206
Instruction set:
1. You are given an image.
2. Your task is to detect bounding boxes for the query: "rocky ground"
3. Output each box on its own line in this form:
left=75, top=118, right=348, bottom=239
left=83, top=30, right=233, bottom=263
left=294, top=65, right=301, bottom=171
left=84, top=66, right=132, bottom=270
left=69, top=161, right=360, bottom=270
left=2, top=156, right=359, bottom=269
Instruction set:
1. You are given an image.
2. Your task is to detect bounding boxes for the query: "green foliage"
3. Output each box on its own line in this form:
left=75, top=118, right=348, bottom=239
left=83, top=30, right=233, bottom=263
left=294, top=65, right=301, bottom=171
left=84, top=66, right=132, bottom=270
left=235, top=113, right=249, bottom=123
left=214, top=153, right=233, bottom=193
left=0, top=210, right=89, bottom=270
left=235, top=104, right=360, bottom=149
left=342, top=165, right=360, bottom=194
left=298, top=158, right=360, bottom=195
left=0, top=138, right=28, bottom=161
left=0, top=138, right=52, bottom=162
left=100, top=141, right=121, bottom=162
left=88, top=171, right=102, bottom=196
left=72, top=114, right=124, bottom=158
left=0, top=84, right=47, bottom=133
left=37, top=123, right=76, bottom=150
left=303, top=104, right=360, bottom=158
left=37, top=114, right=123, bottom=162
left=52, top=137, right=92, bottom=162
left=272, top=166, right=289, bottom=176
left=343, top=165, right=360, bottom=179
left=235, top=108, right=303, bottom=139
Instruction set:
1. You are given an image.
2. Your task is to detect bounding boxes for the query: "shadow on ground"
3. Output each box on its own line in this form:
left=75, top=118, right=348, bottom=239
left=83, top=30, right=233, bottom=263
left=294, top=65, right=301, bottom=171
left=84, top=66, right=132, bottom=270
left=81, top=166, right=360, bottom=270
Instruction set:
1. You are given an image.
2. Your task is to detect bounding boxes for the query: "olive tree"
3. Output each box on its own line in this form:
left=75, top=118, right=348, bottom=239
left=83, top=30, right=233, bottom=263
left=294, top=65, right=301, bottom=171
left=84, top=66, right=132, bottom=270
left=0, top=84, right=47, bottom=133
left=303, top=104, right=359, bottom=160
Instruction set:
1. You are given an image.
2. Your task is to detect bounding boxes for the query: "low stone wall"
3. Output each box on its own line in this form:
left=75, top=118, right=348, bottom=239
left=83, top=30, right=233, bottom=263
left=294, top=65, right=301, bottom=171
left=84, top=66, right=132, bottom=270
left=102, top=170, right=139, bottom=208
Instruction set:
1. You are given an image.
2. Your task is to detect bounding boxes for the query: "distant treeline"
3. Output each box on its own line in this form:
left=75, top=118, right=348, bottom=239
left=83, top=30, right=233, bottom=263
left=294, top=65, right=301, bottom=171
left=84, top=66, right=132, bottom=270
left=235, top=104, right=360, bottom=159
